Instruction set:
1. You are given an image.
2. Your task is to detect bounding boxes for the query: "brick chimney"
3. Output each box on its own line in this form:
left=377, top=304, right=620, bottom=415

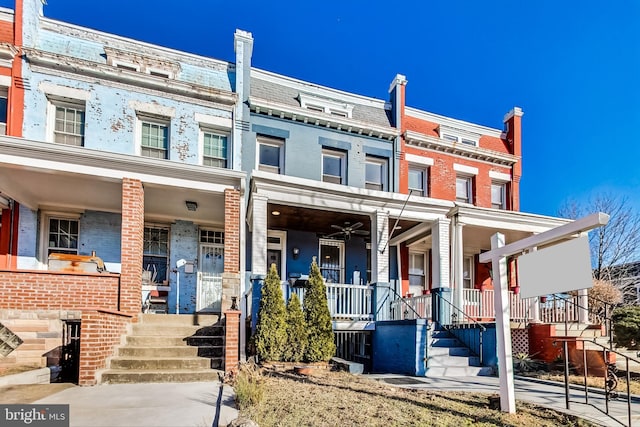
left=503, top=107, right=523, bottom=211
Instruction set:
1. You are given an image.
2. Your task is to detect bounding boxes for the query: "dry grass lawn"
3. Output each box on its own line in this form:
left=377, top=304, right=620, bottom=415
left=240, top=369, right=595, bottom=427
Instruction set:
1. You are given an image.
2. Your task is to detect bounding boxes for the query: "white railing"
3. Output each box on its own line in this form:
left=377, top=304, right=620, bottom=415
left=390, top=294, right=432, bottom=320
left=287, top=283, right=374, bottom=321
left=539, top=294, right=579, bottom=323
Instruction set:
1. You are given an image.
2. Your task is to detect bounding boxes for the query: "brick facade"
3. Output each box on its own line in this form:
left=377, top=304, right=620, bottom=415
left=119, top=178, right=144, bottom=319
left=224, top=309, right=241, bottom=373
left=0, top=270, right=120, bottom=310
left=223, top=188, right=240, bottom=273
left=78, top=309, right=131, bottom=385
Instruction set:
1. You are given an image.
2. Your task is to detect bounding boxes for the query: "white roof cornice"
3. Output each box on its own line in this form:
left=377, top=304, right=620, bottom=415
left=250, top=170, right=452, bottom=222
left=24, top=49, right=237, bottom=106
left=404, top=130, right=518, bottom=166
left=250, top=97, right=398, bottom=141
left=406, top=107, right=503, bottom=138
left=449, top=205, right=570, bottom=233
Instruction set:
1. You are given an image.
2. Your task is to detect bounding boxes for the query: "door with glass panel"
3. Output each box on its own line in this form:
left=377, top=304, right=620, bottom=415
left=319, top=239, right=344, bottom=284
left=197, top=230, right=224, bottom=312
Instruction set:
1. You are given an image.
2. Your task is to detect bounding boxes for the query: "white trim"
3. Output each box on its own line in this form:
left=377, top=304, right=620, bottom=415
left=489, top=170, right=511, bottom=182
left=129, top=100, right=175, bottom=118
left=364, top=155, right=388, bottom=191
left=199, top=128, right=230, bottom=168
left=46, top=98, right=86, bottom=145
left=322, top=148, right=347, bottom=185
left=407, top=164, right=428, bottom=197
left=112, top=60, right=140, bottom=72
left=0, top=75, right=10, bottom=87
left=136, top=115, right=170, bottom=159
left=257, top=135, right=284, bottom=174
left=194, top=113, right=232, bottom=130
left=39, top=211, right=82, bottom=266
left=453, top=163, right=478, bottom=175
left=299, top=93, right=354, bottom=118
left=146, top=67, right=173, bottom=79
left=405, top=153, right=433, bottom=166
left=41, top=82, right=91, bottom=101
left=503, top=107, right=524, bottom=123
left=319, top=239, right=345, bottom=284
left=267, top=229, right=287, bottom=279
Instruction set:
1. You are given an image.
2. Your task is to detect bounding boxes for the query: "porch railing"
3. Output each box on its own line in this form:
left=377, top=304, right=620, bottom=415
left=390, top=294, right=432, bottom=320
left=287, top=283, right=374, bottom=321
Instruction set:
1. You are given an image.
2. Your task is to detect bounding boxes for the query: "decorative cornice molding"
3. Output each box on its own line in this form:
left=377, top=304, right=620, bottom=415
left=249, top=97, right=399, bottom=141
left=24, top=48, right=237, bottom=107
left=404, top=130, right=518, bottom=166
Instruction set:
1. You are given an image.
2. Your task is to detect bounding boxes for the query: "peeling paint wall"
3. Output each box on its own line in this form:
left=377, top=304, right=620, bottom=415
left=169, top=220, right=198, bottom=314
left=16, top=205, right=37, bottom=270
left=78, top=211, right=121, bottom=272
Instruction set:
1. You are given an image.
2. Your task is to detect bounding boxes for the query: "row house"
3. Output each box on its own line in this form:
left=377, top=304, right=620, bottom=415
left=0, top=0, right=590, bottom=381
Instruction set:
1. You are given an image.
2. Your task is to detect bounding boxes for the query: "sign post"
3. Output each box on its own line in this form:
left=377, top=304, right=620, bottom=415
left=479, top=212, right=610, bottom=413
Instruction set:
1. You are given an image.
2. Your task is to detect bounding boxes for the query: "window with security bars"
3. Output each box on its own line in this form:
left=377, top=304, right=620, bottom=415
left=143, top=227, right=169, bottom=282
left=200, top=230, right=224, bottom=244
left=54, top=106, right=85, bottom=146
left=47, top=218, right=79, bottom=255
left=203, top=132, right=228, bottom=168
left=141, top=121, right=169, bottom=159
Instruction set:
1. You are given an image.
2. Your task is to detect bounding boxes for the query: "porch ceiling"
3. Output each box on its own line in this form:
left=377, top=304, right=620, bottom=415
left=267, top=203, right=418, bottom=238
left=462, top=225, right=533, bottom=253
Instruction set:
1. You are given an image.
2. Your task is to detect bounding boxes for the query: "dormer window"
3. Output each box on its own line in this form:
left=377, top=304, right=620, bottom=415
left=104, top=47, right=180, bottom=80
left=298, top=93, right=354, bottom=119
left=113, top=61, right=140, bottom=72
left=439, top=125, right=479, bottom=147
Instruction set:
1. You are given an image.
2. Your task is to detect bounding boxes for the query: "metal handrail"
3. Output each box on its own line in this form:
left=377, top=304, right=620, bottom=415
left=433, top=292, right=485, bottom=365
left=574, top=337, right=640, bottom=427
left=377, top=284, right=423, bottom=320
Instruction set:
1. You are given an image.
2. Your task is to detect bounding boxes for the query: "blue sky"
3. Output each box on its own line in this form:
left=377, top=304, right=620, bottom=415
left=5, top=0, right=640, bottom=216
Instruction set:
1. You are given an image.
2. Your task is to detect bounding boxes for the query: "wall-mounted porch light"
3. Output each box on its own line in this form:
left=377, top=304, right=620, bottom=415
left=292, top=247, right=300, bottom=260
left=185, top=201, right=198, bottom=211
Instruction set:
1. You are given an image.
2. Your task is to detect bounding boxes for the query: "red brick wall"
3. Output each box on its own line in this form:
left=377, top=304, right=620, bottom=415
left=504, top=112, right=522, bottom=211
left=224, top=310, right=241, bottom=373
left=0, top=270, right=120, bottom=310
left=119, top=179, right=144, bottom=319
left=224, top=188, right=240, bottom=273
left=78, top=309, right=131, bottom=385
left=0, top=20, right=12, bottom=43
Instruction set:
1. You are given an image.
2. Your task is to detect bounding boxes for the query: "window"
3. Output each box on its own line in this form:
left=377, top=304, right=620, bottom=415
left=463, top=256, right=474, bottom=289
left=298, top=93, right=354, bottom=118
left=202, top=131, right=228, bottom=168
left=440, top=130, right=479, bottom=147
left=456, top=176, right=473, bottom=204
left=258, top=136, right=284, bottom=174
left=408, top=166, right=427, bottom=197
left=143, top=226, right=169, bottom=282
left=322, top=149, right=346, bottom=184
left=319, top=239, right=344, bottom=283
left=365, top=156, right=387, bottom=191
left=53, top=104, right=85, bottom=146
left=0, top=88, right=7, bottom=135
left=409, top=252, right=427, bottom=295
left=141, top=120, right=169, bottom=159
left=47, top=217, right=79, bottom=256
left=491, top=182, right=506, bottom=209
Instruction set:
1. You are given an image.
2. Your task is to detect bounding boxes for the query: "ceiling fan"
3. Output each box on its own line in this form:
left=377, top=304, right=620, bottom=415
left=326, top=221, right=369, bottom=240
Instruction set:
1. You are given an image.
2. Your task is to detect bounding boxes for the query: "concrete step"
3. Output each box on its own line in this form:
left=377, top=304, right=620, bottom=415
left=118, top=346, right=199, bottom=357
left=431, top=331, right=452, bottom=339
left=126, top=336, right=189, bottom=347
left=195, top=346, right=224, bottom=359
left=430, top=338, right=460, bottom=347
left=428, top=354, right=480, bottom=367
left=100, top=369, right=221, bottom=384
left=140, top=313, right=221, bottom=326
left=109, top=357, right=210, bottom=370
left=428, top=347, right=471, bottom=357
left=130, top=324, right=203, bottom=336
left=425, top=366, right=493, bottom=377
left=186, top=336, right=224, bottom=347
left=552, top=325, right=604, bottom=338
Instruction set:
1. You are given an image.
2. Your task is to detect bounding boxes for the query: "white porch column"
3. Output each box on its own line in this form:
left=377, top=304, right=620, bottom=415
left=371, top=210, right=389, bottom=283
left=251, top=194, right=268, bottom=276
left=452, top=217, right=464, bottom=311
left=578, top=288, right=589, bottom=323
left=431, top=217, right=451, bottom=289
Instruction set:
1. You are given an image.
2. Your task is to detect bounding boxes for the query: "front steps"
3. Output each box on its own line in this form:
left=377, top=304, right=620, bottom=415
left=425, top=328, right=493, bottom=377
left=100, top=313, right=224, bottom=384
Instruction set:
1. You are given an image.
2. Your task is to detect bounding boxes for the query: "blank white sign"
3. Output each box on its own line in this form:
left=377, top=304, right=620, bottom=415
left=517, top=235, right=593, bottom=299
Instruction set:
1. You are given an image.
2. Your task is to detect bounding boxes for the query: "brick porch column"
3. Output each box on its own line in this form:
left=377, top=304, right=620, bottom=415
left=224, top=309, right=241, bottom=373
left=120, top=178, right=144, bottom=320
left=222, top=188, right=241, bottom=313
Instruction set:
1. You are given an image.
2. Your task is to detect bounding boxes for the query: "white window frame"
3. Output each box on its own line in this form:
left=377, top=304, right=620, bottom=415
left=112, top=60, right=140, bottom=72
left=136, top=115, right=170, bottom=159
left=463, top=255, right=474, bottom=289
left=322, top=149, right=346, bottom=185
left=456, top=175, right=473, bottom=204
left=200, top=128, right=230, bottom=168
left=267, top=229, right=287, bottom=279
left=491, top=181, right=507, bottom=210
left=146, top=68, right=173, bottom=79
left=319, top=238, right=345, bottom=284
left=408, top=251, right=428, bottom=294
left=408, top=165, right=428, bottom=197
left=257, top=135, right=284, bottom=174
left=39, top=211, right=81, bottom=265
left=0, top=86, right=7, bottom=136
left=365, top=156, right=388, bottom=191
left=439, top=125, right=480, bottom=147
left=47, top=98, right=86, bottom=147
left=298, top=93, right=354, bottom=118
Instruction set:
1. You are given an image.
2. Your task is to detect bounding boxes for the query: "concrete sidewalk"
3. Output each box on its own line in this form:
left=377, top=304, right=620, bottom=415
left=366, top=374, right=640, bottom=427
left=34, top=381, right=238, bottom=427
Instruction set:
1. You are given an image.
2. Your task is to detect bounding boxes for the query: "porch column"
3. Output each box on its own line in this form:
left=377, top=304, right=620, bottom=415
left=251, top=194, right=268, bottom=276
left=577, top=288, right=589, bottom=323
left=120, top=178, right=144, bottom=320
left=371, top=210, right=389, bottom=283
left=431, top=217, right=450, bottom=289
left=452, top=217, right=465, bottom=313
left=222, top=188, right=241, bottom=313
